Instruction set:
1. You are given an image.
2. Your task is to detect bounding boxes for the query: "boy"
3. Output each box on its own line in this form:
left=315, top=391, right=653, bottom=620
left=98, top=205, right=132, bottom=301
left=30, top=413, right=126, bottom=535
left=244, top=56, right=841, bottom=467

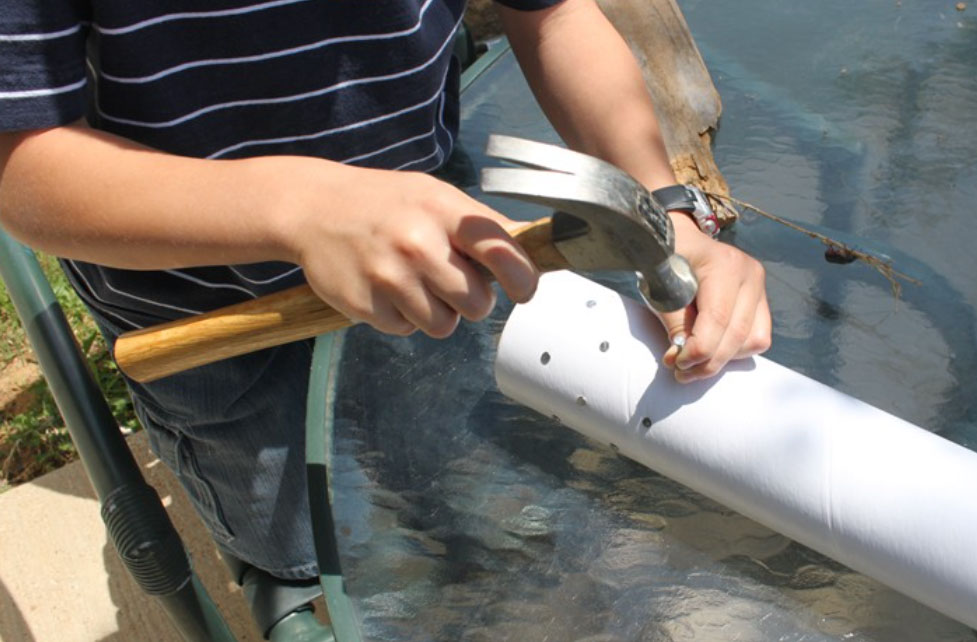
left=1, top=0, right=769, bottom=594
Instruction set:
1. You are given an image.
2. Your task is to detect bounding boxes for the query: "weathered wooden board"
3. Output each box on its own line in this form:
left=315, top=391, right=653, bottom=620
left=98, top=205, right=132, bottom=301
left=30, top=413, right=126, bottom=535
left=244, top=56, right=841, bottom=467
left=597, top=0, right=735, bottom=223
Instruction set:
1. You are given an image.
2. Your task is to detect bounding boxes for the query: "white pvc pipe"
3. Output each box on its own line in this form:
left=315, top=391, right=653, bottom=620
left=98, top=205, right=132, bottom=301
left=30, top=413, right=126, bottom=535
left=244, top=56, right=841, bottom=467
left=494, top=271, right=977, bottom=629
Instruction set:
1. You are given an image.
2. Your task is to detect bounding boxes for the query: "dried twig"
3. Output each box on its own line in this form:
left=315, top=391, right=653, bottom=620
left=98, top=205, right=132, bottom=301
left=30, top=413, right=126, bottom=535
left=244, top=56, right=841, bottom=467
left=706, top=191, right=920, bottom=297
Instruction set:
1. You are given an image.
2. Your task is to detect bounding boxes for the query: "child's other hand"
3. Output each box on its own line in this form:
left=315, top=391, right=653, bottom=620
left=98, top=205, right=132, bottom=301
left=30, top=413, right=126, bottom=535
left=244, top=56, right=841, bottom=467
left=657, top=213, right=771, bottom=383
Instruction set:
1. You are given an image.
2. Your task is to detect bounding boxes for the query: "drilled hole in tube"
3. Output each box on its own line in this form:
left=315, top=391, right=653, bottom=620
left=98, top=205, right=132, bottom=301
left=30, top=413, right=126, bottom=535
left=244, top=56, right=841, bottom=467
left=599, top=341, right=610, bottom=352
left=540, top=352, right=551, bottom=365
left=642, top=417, right=652, bottom=428
left=576, top=396, right=587, bottom=406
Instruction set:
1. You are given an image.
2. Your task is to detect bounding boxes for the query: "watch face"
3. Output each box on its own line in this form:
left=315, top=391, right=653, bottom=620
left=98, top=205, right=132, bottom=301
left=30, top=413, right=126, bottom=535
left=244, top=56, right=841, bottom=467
left=688, top=186, right=720, bottom=237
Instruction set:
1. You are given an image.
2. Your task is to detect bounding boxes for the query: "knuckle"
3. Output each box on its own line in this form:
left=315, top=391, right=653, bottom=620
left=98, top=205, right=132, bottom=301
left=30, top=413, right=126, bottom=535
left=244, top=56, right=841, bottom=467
left=705, top=305, right=732, bottom=330
left=748, top=331, right=772, bottom=354
left=717, top=243, right=741, bottom=263
left=364, top=263, right=402, bottom=292
left=424, top=312, right=460, bottom=339
left=699, top=360, right=722, bottom=377
left=386, top=320, right=416, bottom=336
left=680, top=342, right=709, bottom=365
left=342, top=297, right=374, bottom=322
left=393, top=229, right=431, bottom=263
left=728, top=319, right=753, bottom=345
left=752, top=259, right=766, bottom=279
left=372, top=311, right=415, bottom=336
left=457, top=291, right=494, bottom=322
left=420, top=181, right=458, bottom=214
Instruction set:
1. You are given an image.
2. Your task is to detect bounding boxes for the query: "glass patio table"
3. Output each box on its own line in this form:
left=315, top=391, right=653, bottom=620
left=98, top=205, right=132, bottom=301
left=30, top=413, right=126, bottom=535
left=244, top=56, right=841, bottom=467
left=306, top=4, right=977, bottom=639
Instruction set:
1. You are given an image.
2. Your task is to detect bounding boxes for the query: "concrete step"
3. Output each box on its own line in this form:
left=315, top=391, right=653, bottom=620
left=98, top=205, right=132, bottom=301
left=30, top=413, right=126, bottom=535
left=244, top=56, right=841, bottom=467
left=0, top=431, right=269, bottom=641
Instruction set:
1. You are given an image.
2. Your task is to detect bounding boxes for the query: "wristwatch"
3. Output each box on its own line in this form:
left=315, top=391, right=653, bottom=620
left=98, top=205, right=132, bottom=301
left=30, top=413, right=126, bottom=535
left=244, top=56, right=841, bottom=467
left=651, top=184, right=720, bottom=238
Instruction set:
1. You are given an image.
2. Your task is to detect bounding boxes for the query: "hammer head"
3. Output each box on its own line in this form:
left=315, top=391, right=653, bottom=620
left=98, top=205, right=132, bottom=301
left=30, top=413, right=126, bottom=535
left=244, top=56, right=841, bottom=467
left=480, top=134, right=698, bottom=313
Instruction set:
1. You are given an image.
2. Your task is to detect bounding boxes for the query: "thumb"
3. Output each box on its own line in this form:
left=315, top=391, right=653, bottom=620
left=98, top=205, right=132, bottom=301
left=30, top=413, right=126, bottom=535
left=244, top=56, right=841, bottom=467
left=656, top=304, right=696, bottom=369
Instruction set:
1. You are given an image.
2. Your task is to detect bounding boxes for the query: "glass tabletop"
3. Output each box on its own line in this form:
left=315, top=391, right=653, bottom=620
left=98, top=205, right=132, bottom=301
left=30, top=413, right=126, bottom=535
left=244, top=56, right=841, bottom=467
left=309, top=4, right=977, bottom=639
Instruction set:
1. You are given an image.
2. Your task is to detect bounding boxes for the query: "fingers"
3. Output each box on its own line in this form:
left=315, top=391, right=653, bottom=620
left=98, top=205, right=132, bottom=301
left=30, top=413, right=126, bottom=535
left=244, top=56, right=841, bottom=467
left=452, top=211, right=539, bottom=305
left=400, top=206, right=538, bottom=336
left=675, top=287, right=758, bottom=383
left=322, top=253, right=457, bottom=338
left=672, top=256, right=770, bottom=383
left=389, top=218, right=499, bottom=336
left=656, top=304, right=697, bottom=369
left=385, top=277, right=460, bottom=339
left=745, top=291, right=773, bottom=359
left=361, top=247, right=475, bottom=339
left=299, top=172, right=538, bottom=340
left=425, top=249, right=498, bottom=322
left=393, top=246, right=498, bottom=338
left=333, top=284, right=418, bottom=337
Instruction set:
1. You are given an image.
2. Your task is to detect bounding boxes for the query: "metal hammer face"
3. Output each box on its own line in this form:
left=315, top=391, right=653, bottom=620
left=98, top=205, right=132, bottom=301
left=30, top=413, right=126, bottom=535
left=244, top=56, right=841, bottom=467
left=480, top=135, right=698, bottom=313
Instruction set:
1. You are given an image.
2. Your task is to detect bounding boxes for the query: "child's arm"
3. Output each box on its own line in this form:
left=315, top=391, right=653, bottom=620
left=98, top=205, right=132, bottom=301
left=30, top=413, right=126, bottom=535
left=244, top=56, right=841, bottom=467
left=0, top=123, right=538, bottom=338
left=500, top=0, right=771, bottom=382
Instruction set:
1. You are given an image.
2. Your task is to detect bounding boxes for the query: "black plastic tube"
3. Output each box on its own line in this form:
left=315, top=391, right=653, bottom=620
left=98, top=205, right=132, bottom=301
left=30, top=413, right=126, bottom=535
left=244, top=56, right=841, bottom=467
left=0, top=229, right=234, bottom=642
left=0, top=236, right=140, bottom=497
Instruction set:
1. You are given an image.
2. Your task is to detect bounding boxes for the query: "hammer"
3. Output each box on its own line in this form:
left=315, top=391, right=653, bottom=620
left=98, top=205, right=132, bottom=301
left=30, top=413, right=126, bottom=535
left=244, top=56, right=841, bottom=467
left=114, top=135, right=698, bottom=382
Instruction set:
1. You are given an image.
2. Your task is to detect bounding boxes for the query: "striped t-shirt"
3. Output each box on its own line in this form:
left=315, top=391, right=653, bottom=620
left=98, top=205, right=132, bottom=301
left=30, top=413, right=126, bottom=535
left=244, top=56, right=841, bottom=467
left=0, top=0, right=559, bottom=331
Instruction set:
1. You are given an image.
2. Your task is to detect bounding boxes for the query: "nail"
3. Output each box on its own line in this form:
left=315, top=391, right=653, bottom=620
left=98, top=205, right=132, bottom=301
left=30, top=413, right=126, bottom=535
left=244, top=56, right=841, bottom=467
left=673, top=334, right=692, bottom=369
left=663, top=333, right=685, bottom=369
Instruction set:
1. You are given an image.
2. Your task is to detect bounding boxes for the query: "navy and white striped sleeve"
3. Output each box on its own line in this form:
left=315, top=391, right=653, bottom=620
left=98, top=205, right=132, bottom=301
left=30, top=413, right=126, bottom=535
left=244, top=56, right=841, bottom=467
left=493, top=0, right=566, bottom=10
left=0, top=0, right=90, bottom=132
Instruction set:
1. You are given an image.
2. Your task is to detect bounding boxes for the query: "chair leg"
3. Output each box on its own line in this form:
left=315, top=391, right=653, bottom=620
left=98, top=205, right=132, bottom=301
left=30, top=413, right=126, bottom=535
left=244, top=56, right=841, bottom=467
left=220, top=550, right=332, bottom=640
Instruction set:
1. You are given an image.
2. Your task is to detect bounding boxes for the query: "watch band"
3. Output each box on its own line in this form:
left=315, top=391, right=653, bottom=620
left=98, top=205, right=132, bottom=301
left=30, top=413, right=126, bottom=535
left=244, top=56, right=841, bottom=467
left=651, top=184, right=720, bottom=237
left=651, top=185, right=697, bottom=213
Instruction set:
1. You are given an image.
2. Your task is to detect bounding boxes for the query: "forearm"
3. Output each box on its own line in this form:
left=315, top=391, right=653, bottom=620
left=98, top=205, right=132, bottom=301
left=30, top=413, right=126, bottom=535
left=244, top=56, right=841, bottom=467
left=0, top=122, right=539, bottom=338
left=0, top=124, right=326, bottom=269
left=503, top=0, right=771, bottom=381
left=500, top=0, right=678, bottom=193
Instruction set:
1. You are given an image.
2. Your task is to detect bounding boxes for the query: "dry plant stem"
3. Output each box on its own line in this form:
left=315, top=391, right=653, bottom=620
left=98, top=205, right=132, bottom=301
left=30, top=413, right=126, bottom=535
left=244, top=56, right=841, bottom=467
left=707, top=191, right=921, bottom=298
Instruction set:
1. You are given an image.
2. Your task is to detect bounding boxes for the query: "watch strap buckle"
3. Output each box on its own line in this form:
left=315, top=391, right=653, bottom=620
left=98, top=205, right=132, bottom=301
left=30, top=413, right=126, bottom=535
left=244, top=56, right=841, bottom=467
left=651, top=184, right=720, bottom=238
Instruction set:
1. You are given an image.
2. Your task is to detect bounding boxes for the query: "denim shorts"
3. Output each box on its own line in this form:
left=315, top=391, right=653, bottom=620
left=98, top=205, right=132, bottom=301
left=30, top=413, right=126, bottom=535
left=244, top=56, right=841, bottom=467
left=91, top=309, right=318, bottom=581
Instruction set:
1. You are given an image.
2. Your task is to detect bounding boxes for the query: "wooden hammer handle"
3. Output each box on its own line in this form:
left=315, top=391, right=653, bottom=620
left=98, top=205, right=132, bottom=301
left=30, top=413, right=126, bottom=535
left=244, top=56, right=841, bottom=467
left=114, top=218, right=566, bottom=382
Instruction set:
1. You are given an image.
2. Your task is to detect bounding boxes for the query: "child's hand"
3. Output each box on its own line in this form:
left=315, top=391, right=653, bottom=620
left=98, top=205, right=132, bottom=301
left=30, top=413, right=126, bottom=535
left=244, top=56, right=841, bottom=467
left=277, top=162, right=539, bottom=338
left=658, top=213, right=772, bottom=383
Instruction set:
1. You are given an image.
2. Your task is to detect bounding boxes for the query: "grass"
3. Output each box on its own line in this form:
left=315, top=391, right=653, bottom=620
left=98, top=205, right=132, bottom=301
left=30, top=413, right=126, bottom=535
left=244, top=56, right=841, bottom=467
left=0, top=252, right=138, bottom=490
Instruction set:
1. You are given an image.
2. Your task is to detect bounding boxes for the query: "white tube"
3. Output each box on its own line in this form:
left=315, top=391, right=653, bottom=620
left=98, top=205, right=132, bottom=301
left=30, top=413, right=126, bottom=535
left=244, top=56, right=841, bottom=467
left=494, top=271, right=977, bottom=629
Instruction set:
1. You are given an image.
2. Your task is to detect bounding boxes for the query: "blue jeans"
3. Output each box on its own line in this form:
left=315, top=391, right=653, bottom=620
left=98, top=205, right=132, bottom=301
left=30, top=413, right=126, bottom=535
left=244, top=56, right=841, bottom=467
left=92, top=309, right=318, bottom=580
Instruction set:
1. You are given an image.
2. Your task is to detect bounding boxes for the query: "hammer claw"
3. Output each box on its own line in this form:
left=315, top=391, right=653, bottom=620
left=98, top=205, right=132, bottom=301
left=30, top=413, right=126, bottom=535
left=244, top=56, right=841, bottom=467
left=485, top=134, right=641, bottom=190
left=481, top=135, right=699, bottom=313
left=481, top=167, right=636, bottom=220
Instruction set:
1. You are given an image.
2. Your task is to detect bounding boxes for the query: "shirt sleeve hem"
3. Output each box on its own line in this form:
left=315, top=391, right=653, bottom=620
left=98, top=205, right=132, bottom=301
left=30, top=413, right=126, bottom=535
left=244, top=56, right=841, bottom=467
left=0, top=89, right=86, bottom=132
